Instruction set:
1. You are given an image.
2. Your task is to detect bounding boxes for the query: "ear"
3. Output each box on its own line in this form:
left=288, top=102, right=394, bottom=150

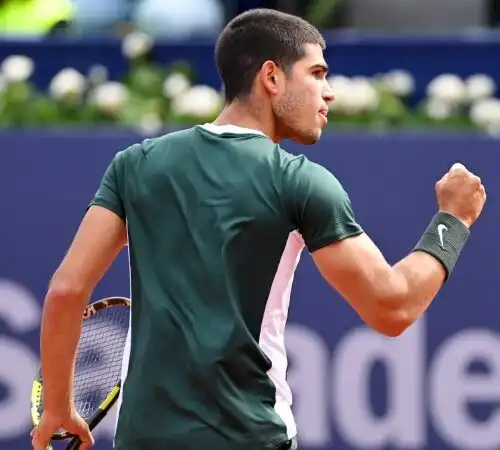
left=259, top=60, right=283, bottom=96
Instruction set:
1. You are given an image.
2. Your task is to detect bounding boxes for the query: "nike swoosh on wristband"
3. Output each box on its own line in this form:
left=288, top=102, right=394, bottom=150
left=437, top=224, right=448, bottom=249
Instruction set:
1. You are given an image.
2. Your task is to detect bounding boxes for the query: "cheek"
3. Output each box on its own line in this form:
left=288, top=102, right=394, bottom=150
left=294, top=83, right=317, bottom=108
left=293, top=85, right=320, bottom=115
left=279, top=84, right=317, bottom=125
left=309, top=81, right=323, bottom=99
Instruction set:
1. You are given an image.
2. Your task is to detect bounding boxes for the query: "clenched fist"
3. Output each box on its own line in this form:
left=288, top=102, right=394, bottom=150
left=436, top=163, right=486, bottom=228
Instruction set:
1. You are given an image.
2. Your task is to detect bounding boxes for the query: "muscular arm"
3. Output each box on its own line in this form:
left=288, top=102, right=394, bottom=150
left=312, top=232, right=446, bottom=337
left=40, top=205, right=126, bottom=415
left=283, top=156, right=476, bottom=338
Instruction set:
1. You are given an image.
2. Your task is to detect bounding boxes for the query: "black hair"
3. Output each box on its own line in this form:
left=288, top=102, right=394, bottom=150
left=215, top=8, right=325, bottom=102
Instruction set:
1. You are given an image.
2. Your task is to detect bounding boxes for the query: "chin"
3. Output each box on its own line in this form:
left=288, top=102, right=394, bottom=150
left=291, top=130, right=322, bottom=145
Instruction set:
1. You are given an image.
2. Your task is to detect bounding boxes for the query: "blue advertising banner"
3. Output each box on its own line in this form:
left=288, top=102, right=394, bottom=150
left=1, top=129, right=500, bottom=450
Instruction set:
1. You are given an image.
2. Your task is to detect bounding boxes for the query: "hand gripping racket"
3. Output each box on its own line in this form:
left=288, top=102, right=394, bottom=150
left=30, top=296, right=131, bottom=449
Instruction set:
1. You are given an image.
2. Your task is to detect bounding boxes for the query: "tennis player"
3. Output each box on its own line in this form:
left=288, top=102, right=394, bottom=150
left=32, top=8, right=486, bottom=450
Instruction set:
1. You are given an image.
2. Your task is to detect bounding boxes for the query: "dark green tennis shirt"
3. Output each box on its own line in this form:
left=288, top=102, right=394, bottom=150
left=89, top=123, right=363, bottom=450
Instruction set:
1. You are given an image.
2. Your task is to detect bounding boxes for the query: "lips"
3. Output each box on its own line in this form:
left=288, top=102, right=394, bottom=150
left=319, top=110, right=328, bottom=125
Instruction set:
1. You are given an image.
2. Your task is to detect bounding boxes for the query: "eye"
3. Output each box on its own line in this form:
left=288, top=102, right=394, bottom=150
left=313, top=70, right=326, bottom=79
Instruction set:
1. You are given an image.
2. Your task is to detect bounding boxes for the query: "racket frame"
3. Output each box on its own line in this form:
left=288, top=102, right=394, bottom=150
left=30, top=296, right=131, bottom=444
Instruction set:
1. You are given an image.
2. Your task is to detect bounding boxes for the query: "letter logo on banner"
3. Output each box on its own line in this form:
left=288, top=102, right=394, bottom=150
left=333, top=319, right=425, bottom=448
left=286, top=324, right=331, bottom=446
left=0, top=279, right=41, bottom=440
left=286, top=315, right=500, bottom=450
left=430, top=329, right=500, bottom=449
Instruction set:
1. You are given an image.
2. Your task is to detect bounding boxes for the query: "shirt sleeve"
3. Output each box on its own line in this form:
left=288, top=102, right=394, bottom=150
left=88, top=152, right=126, bottom=221
left=283, top=154, right=363, bottom=253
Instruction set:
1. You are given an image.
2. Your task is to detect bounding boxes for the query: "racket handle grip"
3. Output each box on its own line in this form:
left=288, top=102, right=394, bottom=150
left=65, top=436, right=81, bottom=450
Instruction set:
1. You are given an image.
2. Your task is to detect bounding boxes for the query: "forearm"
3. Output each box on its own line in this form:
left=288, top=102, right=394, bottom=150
left=374, top=213, right=470, bottom=334
left=37, top=206, right=126, bottom=414
left=40, top=287, right=88, bottom=415
left=381, top=251, right=446, bottom=320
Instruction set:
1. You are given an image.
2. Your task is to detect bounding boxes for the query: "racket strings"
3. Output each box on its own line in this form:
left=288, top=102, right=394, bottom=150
left=39, top=304, right=130, bottom=423
left=73, top=305, right=129, bottom=419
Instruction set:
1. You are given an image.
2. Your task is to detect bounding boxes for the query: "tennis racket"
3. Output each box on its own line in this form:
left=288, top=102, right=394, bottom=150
left=30, top=296, right=131, bottom=450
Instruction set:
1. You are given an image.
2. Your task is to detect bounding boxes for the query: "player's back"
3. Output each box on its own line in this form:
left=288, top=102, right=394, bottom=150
left=112, top=124, right=302, bottom=450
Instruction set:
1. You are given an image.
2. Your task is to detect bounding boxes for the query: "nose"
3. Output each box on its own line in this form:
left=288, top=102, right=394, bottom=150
left=323, top=83, right=335, bottom=104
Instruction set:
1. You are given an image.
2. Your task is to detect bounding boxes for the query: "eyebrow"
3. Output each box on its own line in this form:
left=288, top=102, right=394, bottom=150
left=310, top=63, right=329, bottom=73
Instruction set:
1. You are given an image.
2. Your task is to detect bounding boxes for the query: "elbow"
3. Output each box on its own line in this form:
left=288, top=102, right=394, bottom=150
left=46, top=275, right=88, bottom=304
left=374, top=310, right=415, bottom=337
left=369, top=274, right=420, bottom=337
left=370, top=296, right=419, bottom=338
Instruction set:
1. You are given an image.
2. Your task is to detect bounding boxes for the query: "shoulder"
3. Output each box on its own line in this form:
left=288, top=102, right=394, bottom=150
left=280, top=149, right=344, bottom=193
left=114, top=128, right=198, bottom=165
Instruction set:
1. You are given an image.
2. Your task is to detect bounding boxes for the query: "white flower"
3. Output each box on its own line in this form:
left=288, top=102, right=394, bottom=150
left=137, top=113, right=163, bottom=136
left=465, top=74, right=496, bottom=102
left=327, top=75, right=351, bottom=89
left=425, top=99, right=453, bottom=120
left=327, top=75, right=352, bottom=113
left=1, top=55, right=34, bottom=83
left=352, top=77, right=379, bottom=112
left=171, top=85, right=222, bottom=118
left=485, top=123, right=500, bottom=138
left=426, top=74, right=466, bottom=106
left=328, top=76, right=379, bottom=115
left=122, top=31, right=154, bottom=60
left=344, top=77, right=379, bottom=115
left=89, top=82, right=129, bottom=116
left=49, top=68, right=86, bottom=101
left=381, top=70, right=415, bottom=97
left=163, top=73, right=190, bottom=99
left=469, top=98, right=500, bottom=130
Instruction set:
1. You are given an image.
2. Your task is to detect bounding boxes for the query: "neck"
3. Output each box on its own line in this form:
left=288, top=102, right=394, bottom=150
left=212, top=98, right=280, bottom=142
